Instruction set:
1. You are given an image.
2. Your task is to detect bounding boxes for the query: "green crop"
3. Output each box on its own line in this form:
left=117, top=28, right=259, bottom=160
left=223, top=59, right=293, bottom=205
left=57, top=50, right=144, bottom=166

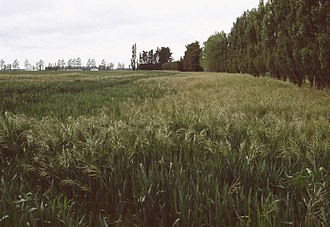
left=0, top=71, right=329, bottom=226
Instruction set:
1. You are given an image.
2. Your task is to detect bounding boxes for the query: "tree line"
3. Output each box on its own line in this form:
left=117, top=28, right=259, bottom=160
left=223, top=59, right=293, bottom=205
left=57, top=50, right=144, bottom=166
left=136, top=47, right=173, bottom=70
left=0, top=59, right=24, bottom=71
left=0, top=58, right=120, bottom=71
left=201, top=0, right=330, bottom=88
left=1, top=45, right=203, bottom=72
left=136, top=44, right=203, bottom=72
left=46, top=58, right=117, bottom=71
left=0, top=59, right=45, bottom=71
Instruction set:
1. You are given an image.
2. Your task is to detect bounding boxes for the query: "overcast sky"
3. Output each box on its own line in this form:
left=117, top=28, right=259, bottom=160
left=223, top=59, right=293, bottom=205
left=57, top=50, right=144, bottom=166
left=0, top=0, right=260, bottom=68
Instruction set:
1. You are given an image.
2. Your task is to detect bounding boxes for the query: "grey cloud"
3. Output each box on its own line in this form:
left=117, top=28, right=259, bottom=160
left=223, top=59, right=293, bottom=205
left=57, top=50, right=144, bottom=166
left=0, top=0, right=260, bottom=67
left=0, top=0, right=54, bottom=17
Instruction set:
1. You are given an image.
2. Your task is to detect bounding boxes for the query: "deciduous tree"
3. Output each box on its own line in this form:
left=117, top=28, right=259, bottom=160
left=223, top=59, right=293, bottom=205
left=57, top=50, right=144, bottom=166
left=36, top=59, right=44, bottom=71
left=12, top=59, right=19, bottom=70
left=157, top=47, right=173, bottom=64
left=0, top=59, right=5, bottom=70
left=183, top=41, right=203, bottom=72
left=131, top=43, right=137, bottom=70
left=24, top=59, right=31, bottom=70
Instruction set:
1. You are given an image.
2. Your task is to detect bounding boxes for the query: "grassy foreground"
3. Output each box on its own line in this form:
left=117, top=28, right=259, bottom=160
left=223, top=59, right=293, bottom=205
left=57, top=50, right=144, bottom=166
left=0, top=71, right=329, bottom=226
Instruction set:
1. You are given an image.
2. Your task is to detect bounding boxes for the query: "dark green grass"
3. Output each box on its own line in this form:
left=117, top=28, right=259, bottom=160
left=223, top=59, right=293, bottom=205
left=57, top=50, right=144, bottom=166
left=0, top=71, right=175, bottom=119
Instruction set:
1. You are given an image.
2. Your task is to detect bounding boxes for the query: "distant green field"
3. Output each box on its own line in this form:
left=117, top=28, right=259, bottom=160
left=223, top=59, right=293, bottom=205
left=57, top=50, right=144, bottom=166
left=0, top=71, right=175, bottom=119
left=0, top=71, right=329, bottom=226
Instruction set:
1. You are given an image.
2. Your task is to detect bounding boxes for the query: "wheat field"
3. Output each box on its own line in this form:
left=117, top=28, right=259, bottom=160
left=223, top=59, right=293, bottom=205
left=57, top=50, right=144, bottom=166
left=0, top=71, right=329, bottom=226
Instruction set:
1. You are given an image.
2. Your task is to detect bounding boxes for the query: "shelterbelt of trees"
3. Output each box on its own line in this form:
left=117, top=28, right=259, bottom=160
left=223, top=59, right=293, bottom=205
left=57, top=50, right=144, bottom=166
left=201, top=0, right=330, bottom=88
left=138, top=43, right=203, bottom=72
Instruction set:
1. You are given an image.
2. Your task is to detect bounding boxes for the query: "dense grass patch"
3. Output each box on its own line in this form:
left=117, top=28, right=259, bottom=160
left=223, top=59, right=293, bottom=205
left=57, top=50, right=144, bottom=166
left=0, top=71, right=174, bottom=119
left=0, top=71, right=329, bottom=226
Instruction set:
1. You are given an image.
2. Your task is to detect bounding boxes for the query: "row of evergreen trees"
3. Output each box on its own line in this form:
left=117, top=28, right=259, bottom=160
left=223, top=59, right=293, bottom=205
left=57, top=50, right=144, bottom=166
left=201, top=0, right=330, bottom=87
